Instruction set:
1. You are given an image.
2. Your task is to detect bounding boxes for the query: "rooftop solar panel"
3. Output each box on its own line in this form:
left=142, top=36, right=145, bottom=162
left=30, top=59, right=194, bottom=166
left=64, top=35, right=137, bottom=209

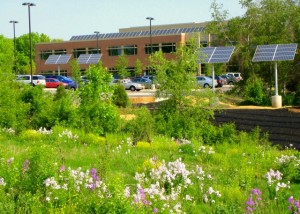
left=198, top=46, right=235, bottom=64
left=77, top=54, right=102, bottom=64
left=70, top=25, right=207, bottom=40
left=45, top=54, right=71, bottom=65
left=252, top=44, right=297, bottom=62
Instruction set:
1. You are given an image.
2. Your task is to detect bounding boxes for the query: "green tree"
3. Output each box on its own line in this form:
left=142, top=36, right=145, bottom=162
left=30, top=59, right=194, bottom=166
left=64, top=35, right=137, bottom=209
left=134, top=59, right=143, bottom=77
left=116, top=54, right=129, bottom=79
left=150, top=41, right=215, bottom=140
left=78, top=62, right=120, bottom=135
left=0, top=35, right=14, bottom=73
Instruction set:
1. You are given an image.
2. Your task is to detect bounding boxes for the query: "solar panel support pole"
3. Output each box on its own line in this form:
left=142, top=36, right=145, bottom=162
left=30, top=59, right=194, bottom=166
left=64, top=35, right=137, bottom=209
left=212, top=64, right=215, bottom=91
left=274, top=62, right=278, bottom=96
left=58, top=65, right=60, bottom=76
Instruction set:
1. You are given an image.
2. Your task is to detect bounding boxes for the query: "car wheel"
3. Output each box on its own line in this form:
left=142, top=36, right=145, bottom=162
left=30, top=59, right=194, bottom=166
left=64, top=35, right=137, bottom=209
left=203, top=83, right=209, bottom=88
left=130, top=86, right=136, bottom=91
left=228, top=81, right=234, bottom=85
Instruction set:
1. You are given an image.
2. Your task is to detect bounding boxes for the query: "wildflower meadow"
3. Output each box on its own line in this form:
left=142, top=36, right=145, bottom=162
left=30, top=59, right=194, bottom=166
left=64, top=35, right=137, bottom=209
left=0, top=126, right=300, bottom=213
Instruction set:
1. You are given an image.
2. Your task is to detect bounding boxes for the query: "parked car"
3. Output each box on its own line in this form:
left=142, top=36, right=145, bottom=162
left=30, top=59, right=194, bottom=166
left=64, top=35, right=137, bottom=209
left=220, top=74, right=237, bottom=85
left=112, top=79, right=145, bottom=91
left=226, top=72, right=243, bottom=82
left=45, top=78, right=68, bottom=88
left=44, top=75, right=78, bottom=90
left=132, top=77, right=152, bottom=89
left=196, top=76, right=217, bottom=88
left=208, top=75, right=226, bottom=87
left=16, top=75, right=46, bottom=87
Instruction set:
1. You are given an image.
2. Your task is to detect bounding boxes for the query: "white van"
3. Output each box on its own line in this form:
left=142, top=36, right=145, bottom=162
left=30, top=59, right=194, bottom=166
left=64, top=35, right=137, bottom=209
left=16, top=75, right=46, bottom=86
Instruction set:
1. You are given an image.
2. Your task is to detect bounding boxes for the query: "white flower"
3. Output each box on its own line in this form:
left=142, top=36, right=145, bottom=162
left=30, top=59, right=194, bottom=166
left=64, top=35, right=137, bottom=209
left=0, top=178, right=6, bottom=186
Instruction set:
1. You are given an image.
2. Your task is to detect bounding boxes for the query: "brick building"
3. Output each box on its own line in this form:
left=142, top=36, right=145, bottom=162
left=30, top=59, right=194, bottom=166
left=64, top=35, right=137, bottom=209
left=35, top=22, right=212, bottom=77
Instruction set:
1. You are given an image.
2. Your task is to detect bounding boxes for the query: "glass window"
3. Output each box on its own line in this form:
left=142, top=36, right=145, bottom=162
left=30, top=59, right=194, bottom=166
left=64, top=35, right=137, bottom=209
left=54, top=49, right=67, bottom=55
left=124, top=45, right=138, bottom=55
left=161, top=43, right=176, bottom=53
left=73, top=48, right=86, bottom=58
left=88, top=47, right=101, bottom=54
left=40, top=50, right=52, bottom=60
left=145, top=44, right=159, bottom=54
left=108, top=46, right=122, bottom=56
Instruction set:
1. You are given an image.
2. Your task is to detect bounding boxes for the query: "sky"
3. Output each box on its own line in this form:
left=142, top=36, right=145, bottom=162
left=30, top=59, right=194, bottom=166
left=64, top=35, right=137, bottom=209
left=1, top=0, right=245, bottom=41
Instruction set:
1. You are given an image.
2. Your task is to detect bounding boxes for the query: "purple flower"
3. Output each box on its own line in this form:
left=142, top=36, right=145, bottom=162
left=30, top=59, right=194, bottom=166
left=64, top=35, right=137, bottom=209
left=251, top=189, right=262, bottom=196
left=91, top=168, right=99, bottom=181
left=59, top=165, right=65, bottom=172
left=153, top=208, right=158, bottom=213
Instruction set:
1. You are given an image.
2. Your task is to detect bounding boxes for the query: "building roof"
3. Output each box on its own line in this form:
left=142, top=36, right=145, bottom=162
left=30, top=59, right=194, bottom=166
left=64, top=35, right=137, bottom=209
left=69, top=22, right=208, bottom=41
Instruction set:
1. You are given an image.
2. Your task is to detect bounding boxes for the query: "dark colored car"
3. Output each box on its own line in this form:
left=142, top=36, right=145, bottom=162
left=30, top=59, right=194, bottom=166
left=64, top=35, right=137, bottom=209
left=209, top=76, right=226, bottom=87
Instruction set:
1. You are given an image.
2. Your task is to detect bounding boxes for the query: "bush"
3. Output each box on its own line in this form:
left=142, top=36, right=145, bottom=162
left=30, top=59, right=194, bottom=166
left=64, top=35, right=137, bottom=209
left=243, top=75, right=270, bottom=106
left=112, top=84, right=130, bottom=108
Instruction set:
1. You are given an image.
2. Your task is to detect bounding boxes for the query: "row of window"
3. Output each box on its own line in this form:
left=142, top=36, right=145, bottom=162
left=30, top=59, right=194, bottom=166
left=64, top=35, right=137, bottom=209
left=40, top=43, right=176, bottom=60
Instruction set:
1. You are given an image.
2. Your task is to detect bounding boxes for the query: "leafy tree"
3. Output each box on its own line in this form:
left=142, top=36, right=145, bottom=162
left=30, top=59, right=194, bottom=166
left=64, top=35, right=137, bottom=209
left=0, top=35, right=14, bottom=73
left=78, top=62, right=120, bottom=135
left=69, top=59, right=81, bottom=85
left=150, top=40, right=215, bottom=140
left=116, top=54, right=129, bottom=79
left=134, top=59, right=143, bottom=77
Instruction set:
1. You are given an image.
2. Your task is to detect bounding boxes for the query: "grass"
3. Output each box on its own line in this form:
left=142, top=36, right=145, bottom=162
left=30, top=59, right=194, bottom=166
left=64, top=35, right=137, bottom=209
left=0, top=127, right=300, bottom=213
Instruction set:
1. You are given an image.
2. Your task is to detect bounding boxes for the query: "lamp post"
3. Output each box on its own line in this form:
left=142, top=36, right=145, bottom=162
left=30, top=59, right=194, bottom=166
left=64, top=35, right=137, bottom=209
left=22, top=2, right=35, bottom=85
left=9, top=20, right=18, bottom=73
left=146, top=17, right=154, bottom=54
left=94, top=31, right=100, bottom=54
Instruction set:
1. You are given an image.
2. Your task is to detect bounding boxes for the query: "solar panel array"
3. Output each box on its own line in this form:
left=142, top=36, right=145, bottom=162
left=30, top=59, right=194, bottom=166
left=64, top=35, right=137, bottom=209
left=252, top=44, right=297, bottom=62
left=198, top=46, right=235, bottom=63
left=77, top=54, right=102, bottom=64
left=70, top=27, right=204, bottom=41
left=45, top=54, right=71, bottom=65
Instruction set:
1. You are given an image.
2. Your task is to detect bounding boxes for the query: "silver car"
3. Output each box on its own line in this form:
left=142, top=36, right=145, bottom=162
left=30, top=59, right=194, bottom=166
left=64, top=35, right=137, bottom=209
left=112, top=79, right=145, bottom=91
left=196, top=76, right=217, bottom=88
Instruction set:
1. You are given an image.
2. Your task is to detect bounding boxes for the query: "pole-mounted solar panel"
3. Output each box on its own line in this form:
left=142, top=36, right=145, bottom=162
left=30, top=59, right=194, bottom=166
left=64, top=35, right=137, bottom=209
left=252, top=44, right=297, bottom=62
left=45, top=54, right=71, bottom=75
left=252, top=43, right=297, bottom=107
left=77, top=54, right=102, bottom=64
left=197, top=46, right=235, bottom=90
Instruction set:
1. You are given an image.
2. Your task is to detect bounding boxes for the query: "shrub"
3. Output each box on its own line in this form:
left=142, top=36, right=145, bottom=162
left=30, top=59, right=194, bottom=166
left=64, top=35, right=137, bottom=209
left=243, top=75, right=270, bottom=106
left=112, top=83, right=130, bottom=108
left=293, top=83, right=300, bottom=106
left=127, top=106, right=154, bottom=145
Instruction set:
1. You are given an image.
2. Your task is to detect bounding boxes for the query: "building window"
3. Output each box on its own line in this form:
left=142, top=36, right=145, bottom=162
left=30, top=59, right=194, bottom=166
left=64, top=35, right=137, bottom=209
left=88, top=47, right=101, bottom=54
left=108, top=46, right=122, bottom=56
left=124, top=45, right=138, bottom=55
left=161, top=43, right=176, bottom=53
left=145, top=44, right=159, bottom=54
left=40, top=50, right=52, bottom=60
left=73, top=48, right=86, bottom=58
left=54, top=49, right=67, bottom=55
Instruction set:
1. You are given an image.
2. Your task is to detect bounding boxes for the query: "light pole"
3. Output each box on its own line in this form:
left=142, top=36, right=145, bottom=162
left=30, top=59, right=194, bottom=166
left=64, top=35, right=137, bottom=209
left=146, top=17, right=154, bottom=54
left=22, top=2, right=35, bottom=85
left=9, top=20, right=18, bottom=73
left=94, top=31, right=100, bottom=54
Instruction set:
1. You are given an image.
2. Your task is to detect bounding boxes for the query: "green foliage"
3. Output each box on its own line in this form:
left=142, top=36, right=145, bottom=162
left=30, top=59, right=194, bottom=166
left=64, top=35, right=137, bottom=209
left=112, top=83, right=130, bottom=108
left=116, top=54, right=129, bottom=79
left=0, top=75, right=29, bottom=132
left=134, top=59, right=143, bottom=77
left=293, top=83, right=300, bottom=106
left=78, top=63, right=120, bottom=135
left=0, top=35, right=14, bottom=73
left=242, top=75, right=270, bottom=106
left=127, top=106, right=154, bottom=145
